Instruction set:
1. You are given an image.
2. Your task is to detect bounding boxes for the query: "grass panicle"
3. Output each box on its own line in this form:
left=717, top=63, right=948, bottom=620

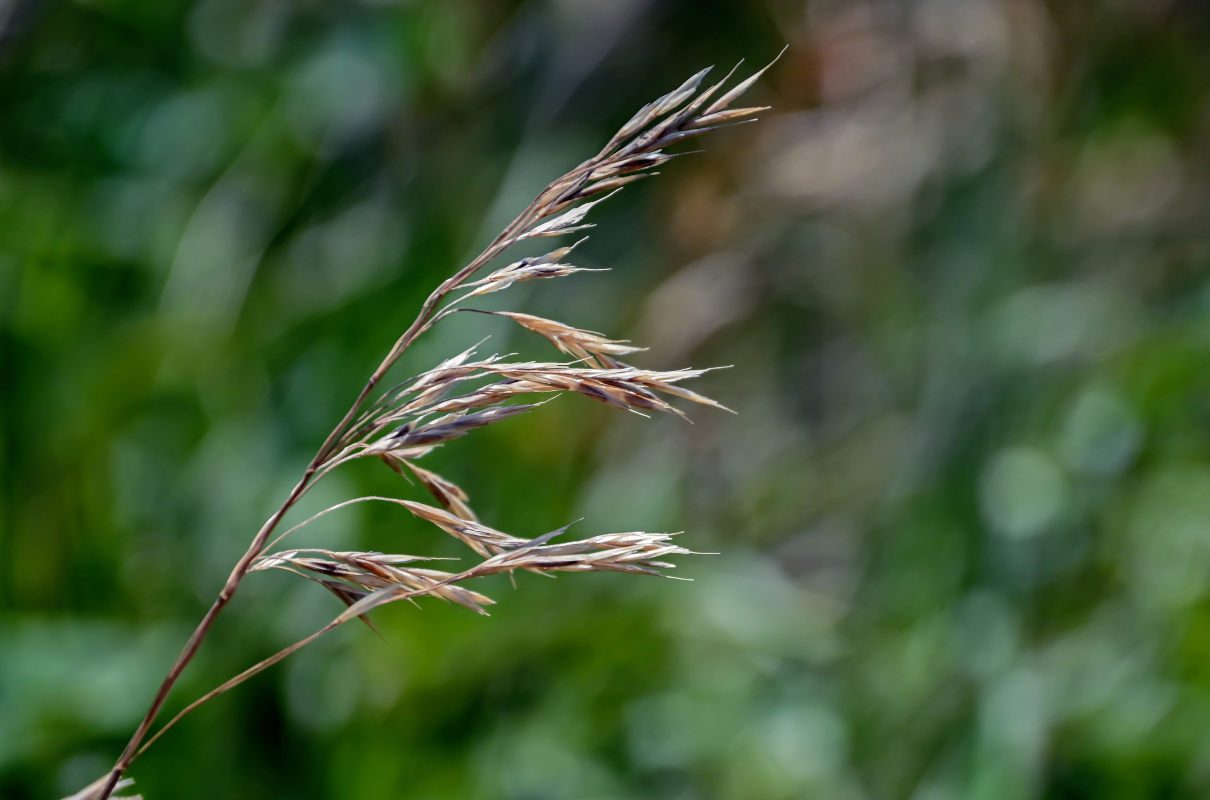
left=76, top=49, right=782, bottom=800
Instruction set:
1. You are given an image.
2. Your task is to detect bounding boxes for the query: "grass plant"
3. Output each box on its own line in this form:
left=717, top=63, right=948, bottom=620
left=67, top=51, right=782, bottom=800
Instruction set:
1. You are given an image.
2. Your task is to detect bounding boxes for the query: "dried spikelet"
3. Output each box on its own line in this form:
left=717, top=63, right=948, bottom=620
left=463, top=262, right=602, bottom=299
left=488, top=311, right=645, bottom=367
left=369, top=355, right=511, bottom=423
left=254, top=560, right=381, bottom=632
left=690, top=106, right=770, bottom=127
left=440, top=368, right=674, bottom=416
left=405, top=381, right=539, bottom=416
left=390, top=350, right=506, bottom=413
left=254, top=550, right=495, bottom=614
left=613, top=49, right=784, bottom=162
left=602, top=66, right=713, bottom=153
left=251, top=549, right=430, bottom=581
left=346, top=345, right=500, bottom=445
left=587, top=151, right=675, bottom=180
left=574, top=171, right=657, bottom=200
left=402, top=461, right=476, bottom=520
left=646, top=380, right=735, bottom=413
left=399, top=343, right=483, bottom=395
left=459, top=239, right=602, bottom=299
left=397, top=499, right=528, bottom=556
left=483, top=363, right=723, bottom=414
left=698, top=50, right=784, bottom=119
left=386, top=362, right=718, bottom=421
left=369, top=404, right=538, bottom=452
left=394, top=567, right=496, bottom=614
left=476, top=530, right=693, bottom=577
left=524, top=189, right=620, bottom=239
left=377, top=442, right=439, bottom=462
left=331, top=527, right=694, bottom=623
left=314, top=579, right=377, bottom=632
left=380, top=358, right=718, bottom=424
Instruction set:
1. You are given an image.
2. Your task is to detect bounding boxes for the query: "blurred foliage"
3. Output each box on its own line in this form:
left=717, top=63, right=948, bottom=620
left=4, top=0, right=1210, bottom=798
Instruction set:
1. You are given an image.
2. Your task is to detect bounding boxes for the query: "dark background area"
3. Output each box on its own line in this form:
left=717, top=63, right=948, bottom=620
left=4, top=1, right=1210, bottom=798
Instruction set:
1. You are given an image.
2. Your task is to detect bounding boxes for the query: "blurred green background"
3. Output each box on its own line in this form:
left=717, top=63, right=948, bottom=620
left=4, top=1, right=1210, bottom=798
